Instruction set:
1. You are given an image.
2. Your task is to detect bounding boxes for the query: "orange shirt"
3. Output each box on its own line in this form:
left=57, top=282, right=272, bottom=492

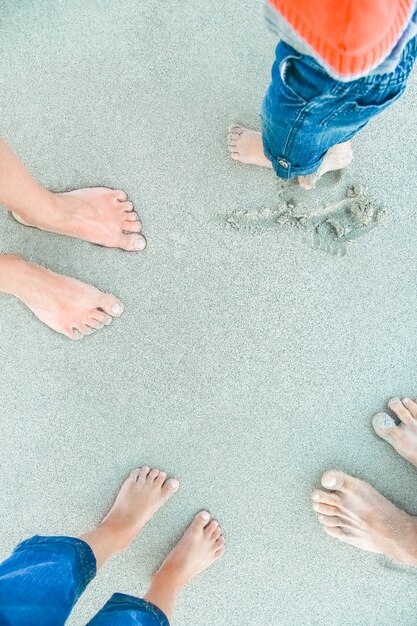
left=267, top=0, right=413, bottom=77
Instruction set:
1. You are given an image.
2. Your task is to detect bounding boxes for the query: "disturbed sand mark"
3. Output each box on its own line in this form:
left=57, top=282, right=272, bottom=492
left=222, top=184, right=386, bottom=257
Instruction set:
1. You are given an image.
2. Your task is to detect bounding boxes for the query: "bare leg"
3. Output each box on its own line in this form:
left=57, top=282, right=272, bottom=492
left=0, top=138, right=146, bottom=251
left=0, top=254, right=125, bottom=339
left=80, top=467, right=179, bottom=569
left=312, top=398, right=417, bottom=565
left=227, top=125, right=352, bottom=189
left=143, top=511, right=225, bottom=622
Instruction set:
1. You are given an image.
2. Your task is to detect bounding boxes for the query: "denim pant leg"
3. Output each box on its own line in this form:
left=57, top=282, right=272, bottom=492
left=86, top=593, right=170, bottom=626
left=261, top=38, right=417, bottom=180
left=0, top=535, right=96, bottom=626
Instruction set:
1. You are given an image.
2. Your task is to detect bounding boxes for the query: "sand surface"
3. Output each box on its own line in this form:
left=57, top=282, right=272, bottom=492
left=1, top=1, right=417, bottom=624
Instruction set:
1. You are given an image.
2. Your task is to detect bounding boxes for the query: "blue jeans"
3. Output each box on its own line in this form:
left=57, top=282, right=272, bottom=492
left=261, top=37, right=417, bottom=179
left=0, top=536, right=169, bottom=626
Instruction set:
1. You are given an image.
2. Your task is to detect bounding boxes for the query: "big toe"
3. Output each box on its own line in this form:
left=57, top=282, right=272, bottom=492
left=161, top=478, right=180, bottom=500
left=321, top=470, right=349, bottom=491
left=98, top=295, right=124, bottom=317
left=372, top=412, right=398, bottom=443
left=120, top=233, right=147, bottom=252
left=190, top=511, right=211, bottom=531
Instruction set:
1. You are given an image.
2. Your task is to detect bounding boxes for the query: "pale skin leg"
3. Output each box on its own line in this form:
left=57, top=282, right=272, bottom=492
left=79, top=468, right=224, bottom=623
left=0, top=138, right=146, bottom=251
left=0, top=138, right=146, bottom=338
left=0, top=253, right=125, bottom=340
left=227, top=125, right=353, bottom=189
left=311, top=398, right=417, bottom=566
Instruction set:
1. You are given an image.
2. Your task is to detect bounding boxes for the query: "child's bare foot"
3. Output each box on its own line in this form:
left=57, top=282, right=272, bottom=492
left=228, top=125, right=272, bottom=168
left=12, top=187, right=146, bottom=252
left=372, top=398, right=417, bottom=467
left=152, top=511, right=225, bottom=591
left=298, top=141, right=353, bottom=190
left=4, top=256, right=123, bottom=340
left=98, top=467, right=179, bottom=551
left=312, top=470, right=417, bottom=565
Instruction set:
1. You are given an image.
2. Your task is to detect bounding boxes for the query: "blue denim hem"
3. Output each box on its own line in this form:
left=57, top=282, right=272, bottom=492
left=90, top=593, right=170, bottom=625
left=16, top=535, right=97, bottom=586
left=262, top=139, right=325, bottom=178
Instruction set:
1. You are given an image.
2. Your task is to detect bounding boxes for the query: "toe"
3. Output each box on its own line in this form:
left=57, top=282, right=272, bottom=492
left=311, top=490, right=342, bottom=508
left=215, top=546, right=226, bottom=558
left=191, top=511, right=211, bottom=531
left=68, top=327, right=84, bottom=340
left=372, top=412, right=400, bottom=444
left=388, top=398, right=413, bottom=425
left=155, top=471, right=167, bottom=486
left=124, top=212, right=140, bottom=222
left=148, top=468, right=160, bottom=481
left=317, top=514, right=345, bottom=528
left=161, top=478, right=179, bottom=500
left=402, top=398, right=417, bottom=420
left=138, top=466, right=151, bottom=482
left=215, top=536, right=225, bottom=549
left=113, top=189, right=128, bottom=202
left=120, top=233, right=147, bottom=252
left=98, top=296, right=124, bottom=317
left=87, top=317, right=104, bottom=330
left=77, top=324, right=96, bottom=336
left=228, top=124, right=244, bottom=135
left=312, top=502, right=340, bottom=516
left=93, top=310, right=113, bottom=325
left=119, top=201, right=134, bottom=212
left=321, top=470, right=349, bottom=492
left=205, top=520, right=219, bottom=537
left=323, top=526, right=351, bottom=542
left=212, top=528, right=222, bottom=541
left=123, top=221, right=142, bottom=234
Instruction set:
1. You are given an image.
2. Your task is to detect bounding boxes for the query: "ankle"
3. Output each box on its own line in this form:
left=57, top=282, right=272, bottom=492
left=151, top=567, right=184, bottom=596
left=94, top=521, right=132, bottom=553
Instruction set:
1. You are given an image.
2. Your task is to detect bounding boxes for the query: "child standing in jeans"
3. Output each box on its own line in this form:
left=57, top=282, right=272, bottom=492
left=228, top=0, right=417, bottom=189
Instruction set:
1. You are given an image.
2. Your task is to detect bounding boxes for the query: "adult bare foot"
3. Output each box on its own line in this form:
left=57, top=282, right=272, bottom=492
left=372, top=397, right=417, bottom=466
left=312, top=470, right=417, bottom=565
left=228, top=125, right=272, bottom=168
left=1, top=254, right=124, bottom=340
left=12, top=187, right=146, bottom=252
left=298, top=141, right=353, bottom=190
left=152, top=511, right=225, bottom=591
left=80, top=467, right=179, bottom=568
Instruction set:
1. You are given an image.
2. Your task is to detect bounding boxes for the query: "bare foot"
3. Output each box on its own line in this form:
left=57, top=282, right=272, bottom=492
left=12, top=187, right=146, bottom=252
left=227, top=126, right=352, bottom=188
left=373, top=397, right=417, bottom=467
left=99, top=467, right=179, bottom=551
left=228, top=125, right=272, bottom=168
left=298, top=141, right=353, bottom=190
left=152, top=511, right=225, bottom=591
left=7, top=256, right=124, bottom=339
left=312, top=470, right=417, bottom=565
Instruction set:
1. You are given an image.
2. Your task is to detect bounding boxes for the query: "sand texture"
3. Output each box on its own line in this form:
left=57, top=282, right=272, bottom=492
left=0, top=1, right=417, bottom=625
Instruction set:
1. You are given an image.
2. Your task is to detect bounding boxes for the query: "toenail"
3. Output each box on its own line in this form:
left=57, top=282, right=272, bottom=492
left=112, top=303, right=123, bottom=315
left=403, top=398, right=411, bottom=403
left=390, top=397, right=401, bottom=405
left=312, top=492, right=320, bottom=501
left=134, top=238, right=145, bottom=250
left=324, top=475, right=337, bottom=488
left=200, top=511, right=210, bottom=521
